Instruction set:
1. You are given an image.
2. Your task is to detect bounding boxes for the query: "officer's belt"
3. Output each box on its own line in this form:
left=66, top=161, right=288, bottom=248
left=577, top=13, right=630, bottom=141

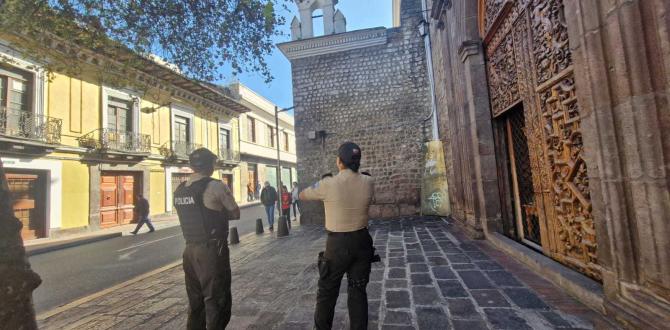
left=186, top=237, right=227, bottom=246
left=326, top=227, right=368, bottom=236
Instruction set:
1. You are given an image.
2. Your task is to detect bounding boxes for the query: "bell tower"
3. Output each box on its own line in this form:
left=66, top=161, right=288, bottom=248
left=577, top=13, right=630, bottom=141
left=291, top=0, right=346, bottom=40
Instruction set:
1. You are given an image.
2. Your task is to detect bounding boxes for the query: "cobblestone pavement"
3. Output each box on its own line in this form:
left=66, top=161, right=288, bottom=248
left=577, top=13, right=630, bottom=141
left=38, top=217, right=613, bottom=329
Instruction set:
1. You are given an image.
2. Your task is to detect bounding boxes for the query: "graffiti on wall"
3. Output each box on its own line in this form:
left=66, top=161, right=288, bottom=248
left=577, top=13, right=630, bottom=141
left=421, top=140, right=451, bottom=216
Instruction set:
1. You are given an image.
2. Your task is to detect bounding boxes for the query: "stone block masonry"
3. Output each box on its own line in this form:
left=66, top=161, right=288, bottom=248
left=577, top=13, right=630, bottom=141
left=37, top=217, right=612, bottom=329
left=281, top=0, right=432, bottom=225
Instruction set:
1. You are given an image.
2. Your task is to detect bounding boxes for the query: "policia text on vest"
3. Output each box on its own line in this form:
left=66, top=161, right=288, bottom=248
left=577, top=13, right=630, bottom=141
left=173, top=148, right=240, bottom=329
left=300, top=142, right=380, bottom=330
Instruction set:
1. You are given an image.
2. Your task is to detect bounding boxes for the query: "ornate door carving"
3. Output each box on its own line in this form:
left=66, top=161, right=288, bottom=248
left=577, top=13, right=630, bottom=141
left=481, top=0, right=601, bottom=280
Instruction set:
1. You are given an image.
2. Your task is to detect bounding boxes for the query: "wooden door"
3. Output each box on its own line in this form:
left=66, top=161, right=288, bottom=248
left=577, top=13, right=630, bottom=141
left=7, top=171, right=46, bottom=240
left=481, top=0, right=600, bottom=280
left=100, top=172, right=137, bottom=228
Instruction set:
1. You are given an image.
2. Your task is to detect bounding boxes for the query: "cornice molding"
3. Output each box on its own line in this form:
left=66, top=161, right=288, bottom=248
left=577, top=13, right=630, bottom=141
left=277, top=27, right=388, bottom=60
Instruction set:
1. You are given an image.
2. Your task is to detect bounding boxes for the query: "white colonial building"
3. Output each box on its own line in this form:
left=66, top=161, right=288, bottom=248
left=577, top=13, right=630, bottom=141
left=229, top=83, right=296, bottom=201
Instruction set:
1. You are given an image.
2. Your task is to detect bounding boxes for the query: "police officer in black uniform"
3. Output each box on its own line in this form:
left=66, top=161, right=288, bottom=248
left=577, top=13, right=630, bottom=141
left=300, top=142, right=376, bottom=330
left=174, top=148, right=240, bottom=329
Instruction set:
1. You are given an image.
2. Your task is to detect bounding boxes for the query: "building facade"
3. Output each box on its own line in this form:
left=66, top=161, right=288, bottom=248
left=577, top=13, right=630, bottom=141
left=427, top=0, right=670, bottom=328
left=0, top=36, right=248, bottom=240
left=230, top=83, right=297, bottom=201
left=278, top=0, right=432, bottom=225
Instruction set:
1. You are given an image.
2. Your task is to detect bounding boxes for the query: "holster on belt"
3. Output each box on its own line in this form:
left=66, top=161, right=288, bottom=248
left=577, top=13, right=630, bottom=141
left=317, top=251, right=328, bottom=277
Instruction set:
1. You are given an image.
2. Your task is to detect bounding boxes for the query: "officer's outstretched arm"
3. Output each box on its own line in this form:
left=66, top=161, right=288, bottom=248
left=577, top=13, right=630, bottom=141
left=216, top=181, right=241, bottom=220
left=299, top=178, right=329, bottom=201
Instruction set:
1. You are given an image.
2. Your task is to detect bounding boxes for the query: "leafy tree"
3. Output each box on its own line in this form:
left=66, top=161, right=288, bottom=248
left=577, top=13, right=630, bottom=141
left=0, top=0, right=286, bottom=82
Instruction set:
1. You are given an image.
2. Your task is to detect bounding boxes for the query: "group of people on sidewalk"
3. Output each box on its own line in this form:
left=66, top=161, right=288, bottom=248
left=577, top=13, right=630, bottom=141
left=259, top=181, right=301, bottom=231
left=168, top=141, right=375, bottom=329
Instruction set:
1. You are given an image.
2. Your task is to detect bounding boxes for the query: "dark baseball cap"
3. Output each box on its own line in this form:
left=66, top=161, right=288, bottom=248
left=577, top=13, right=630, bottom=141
left=189, top=148, right=218, bottom=170
left=338, top=142, right=361, bottom=164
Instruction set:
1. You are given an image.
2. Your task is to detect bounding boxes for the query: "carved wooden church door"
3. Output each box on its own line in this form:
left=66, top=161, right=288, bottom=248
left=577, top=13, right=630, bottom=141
left=481, top=0, right=601, bottom=280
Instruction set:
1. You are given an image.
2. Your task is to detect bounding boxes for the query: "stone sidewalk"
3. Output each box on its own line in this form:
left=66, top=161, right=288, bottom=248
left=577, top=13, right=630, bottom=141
left=37, top=217, right=615, bottom=329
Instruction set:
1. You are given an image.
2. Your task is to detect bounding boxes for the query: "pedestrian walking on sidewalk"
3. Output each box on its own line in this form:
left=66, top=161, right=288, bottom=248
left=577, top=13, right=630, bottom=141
left=131, top=194, right=154, bottom=234
left=291, top=182, right=300, bottom=220
left=281, top=185, right=292, bottom=219
left=300, top=142, right=376, bottom=330
left=173, top=148, right=241, bottom=329
left=260, top=181, right=277, bottom=231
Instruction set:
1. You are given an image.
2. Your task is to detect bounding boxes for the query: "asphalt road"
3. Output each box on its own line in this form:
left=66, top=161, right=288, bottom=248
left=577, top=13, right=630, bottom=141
left=30, top=203, right=275, bottom=314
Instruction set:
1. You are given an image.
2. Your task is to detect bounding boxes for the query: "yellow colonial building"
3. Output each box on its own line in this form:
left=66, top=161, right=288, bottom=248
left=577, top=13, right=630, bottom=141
left=0, top=38, right=248, bottom=241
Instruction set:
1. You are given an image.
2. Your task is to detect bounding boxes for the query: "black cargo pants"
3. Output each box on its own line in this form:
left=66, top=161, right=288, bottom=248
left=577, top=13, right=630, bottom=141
left=183, top=241, right=232, bottom=330
left=314, top=228, right=374, bottom=330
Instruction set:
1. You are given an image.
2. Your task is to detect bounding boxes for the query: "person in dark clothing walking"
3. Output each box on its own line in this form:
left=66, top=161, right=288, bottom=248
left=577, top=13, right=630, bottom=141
left=131, top=194, right=154, bottom=234
left=173, top=148, right=240, bottom=330
left=300, top=142, right=376, bottom=330
left=260, top=181, right=278, bottom=231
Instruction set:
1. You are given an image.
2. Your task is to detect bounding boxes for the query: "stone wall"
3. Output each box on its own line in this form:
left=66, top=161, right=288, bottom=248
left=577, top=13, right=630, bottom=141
left=564, top=0, right=670, bottom=327
left=427, top=0, right=501, bottom=238
left=285, top=0, right=431, bottom=224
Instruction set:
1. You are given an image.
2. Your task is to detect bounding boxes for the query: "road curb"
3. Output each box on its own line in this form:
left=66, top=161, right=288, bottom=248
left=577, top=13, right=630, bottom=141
left=239, top=201, right=262, bottom=209
left=37, top=260, right=183, bottom=321
left=26, top=232, right=122, bottom=257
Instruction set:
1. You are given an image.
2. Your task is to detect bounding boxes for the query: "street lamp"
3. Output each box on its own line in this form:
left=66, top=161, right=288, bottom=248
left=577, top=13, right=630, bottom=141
left=274, top=105, right=294, bottom=214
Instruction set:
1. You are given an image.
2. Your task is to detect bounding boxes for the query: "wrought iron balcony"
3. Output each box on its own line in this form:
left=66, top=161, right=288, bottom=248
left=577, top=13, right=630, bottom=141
left=0, top=106, right=62, bottom=144
left=159, top=140, right=202, bottom=160
left=219, top=148, right=240, bottom=163
left=78, top=128, right=151, bottom=154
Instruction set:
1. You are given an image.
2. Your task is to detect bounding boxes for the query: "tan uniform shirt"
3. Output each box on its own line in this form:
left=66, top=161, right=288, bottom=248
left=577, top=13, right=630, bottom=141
left=301, top=169, right=374, bottom=232
left=186, top=173, right=239, bottom=217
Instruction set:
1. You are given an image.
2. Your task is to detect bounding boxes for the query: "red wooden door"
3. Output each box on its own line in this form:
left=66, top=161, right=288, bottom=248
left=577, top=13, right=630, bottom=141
left=100, top=172, right=137, bottom=227
left=6, top=171, right=47, bottom=240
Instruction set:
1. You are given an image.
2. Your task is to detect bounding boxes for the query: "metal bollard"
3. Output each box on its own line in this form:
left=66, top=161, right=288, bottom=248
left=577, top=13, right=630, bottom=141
left=229, top=227, right=240, bottom=244
left=277, top=216, right=289, bottom=237
left=256, top=218, right=264, bottom=234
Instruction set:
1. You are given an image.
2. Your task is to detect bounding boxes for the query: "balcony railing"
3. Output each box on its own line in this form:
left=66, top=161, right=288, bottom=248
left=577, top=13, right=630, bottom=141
left=219, top=147, right=240, bottom=163
left=0, top=106, right=62, bottom=144
left=78, top=128, right=151, bottom=153
left=159, top=140, right=201, bottom=160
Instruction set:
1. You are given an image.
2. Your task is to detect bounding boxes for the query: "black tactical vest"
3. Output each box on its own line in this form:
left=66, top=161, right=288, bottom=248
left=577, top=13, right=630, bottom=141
left=173, top=177, right=228, bottom=243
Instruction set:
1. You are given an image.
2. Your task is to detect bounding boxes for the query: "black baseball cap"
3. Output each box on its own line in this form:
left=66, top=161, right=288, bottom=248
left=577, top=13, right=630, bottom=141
left=189, top=148, right=218, bottom=170
left=338, top=142, right=361, bottom=165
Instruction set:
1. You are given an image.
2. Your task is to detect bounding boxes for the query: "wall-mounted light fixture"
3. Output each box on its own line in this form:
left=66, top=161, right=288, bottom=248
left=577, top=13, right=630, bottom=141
left=307, top=130, right=327, bottom=140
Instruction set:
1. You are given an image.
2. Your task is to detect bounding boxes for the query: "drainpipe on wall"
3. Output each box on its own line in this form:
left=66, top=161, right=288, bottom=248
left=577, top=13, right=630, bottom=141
left=421, top=0, right=439, bottom=142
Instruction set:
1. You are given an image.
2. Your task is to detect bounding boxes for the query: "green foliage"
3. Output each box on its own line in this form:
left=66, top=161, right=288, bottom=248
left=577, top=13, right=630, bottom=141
left=0, top=0, right=287, bottom=82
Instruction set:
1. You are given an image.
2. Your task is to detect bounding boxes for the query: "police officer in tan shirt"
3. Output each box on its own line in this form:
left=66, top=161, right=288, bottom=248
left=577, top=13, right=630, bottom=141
left=300, top=142, right=375, bottom=330
left=173, top=148, right=240, bottom=329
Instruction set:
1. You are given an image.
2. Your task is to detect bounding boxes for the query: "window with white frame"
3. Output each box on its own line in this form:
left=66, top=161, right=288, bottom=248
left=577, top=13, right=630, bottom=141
left=0, top=64, right=33, bottom=112
left=174, top=115, right=190, bottom=143
left=220, top=127, right=230, bottom=151
left=102, top=87, right=140, bottom=134
left=283, top=132, right=289, bottom=152
left=106, top=97, right=133, bottom=132
left=247, top=117, right=256, bottom=143
left=267, top=124, right=275, bottom=148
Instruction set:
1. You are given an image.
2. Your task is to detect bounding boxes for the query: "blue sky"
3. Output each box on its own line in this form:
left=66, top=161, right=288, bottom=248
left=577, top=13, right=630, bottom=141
left=216, top=0, right=394, bottom=109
